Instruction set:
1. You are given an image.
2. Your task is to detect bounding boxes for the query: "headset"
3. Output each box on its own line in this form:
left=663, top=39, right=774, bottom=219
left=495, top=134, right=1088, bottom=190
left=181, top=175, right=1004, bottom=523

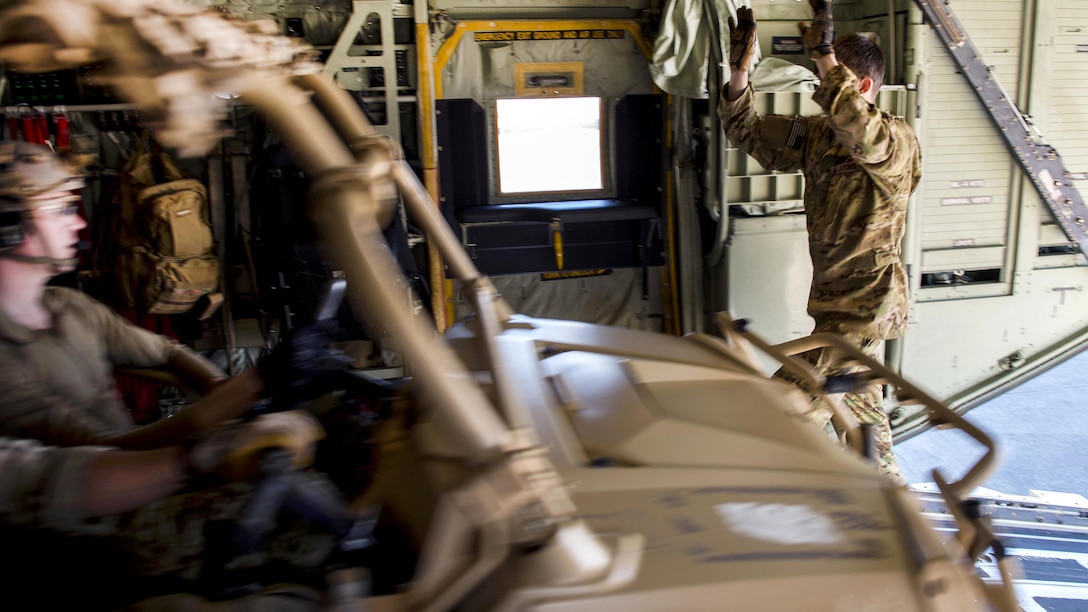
left=0, top=206, right=27, bottom=251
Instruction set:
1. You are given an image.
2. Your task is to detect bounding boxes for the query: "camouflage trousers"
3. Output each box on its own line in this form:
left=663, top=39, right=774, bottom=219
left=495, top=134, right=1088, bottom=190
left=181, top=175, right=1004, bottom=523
left=114, top=481, right=337, bottom=584
left=5, top=482, right=337, bottom=610
left=773, top=326, right=904, bottom=485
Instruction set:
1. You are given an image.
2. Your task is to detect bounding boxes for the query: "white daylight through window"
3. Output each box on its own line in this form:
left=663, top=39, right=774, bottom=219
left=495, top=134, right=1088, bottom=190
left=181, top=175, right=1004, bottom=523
left=496, top=97, right=603, bottom=194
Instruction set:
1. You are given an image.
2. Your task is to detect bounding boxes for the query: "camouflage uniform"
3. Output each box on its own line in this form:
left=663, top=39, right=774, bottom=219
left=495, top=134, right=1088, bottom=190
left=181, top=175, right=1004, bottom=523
left=776, top=324, right=902, bottom=483
left=719, top=64, right=922, bottom=482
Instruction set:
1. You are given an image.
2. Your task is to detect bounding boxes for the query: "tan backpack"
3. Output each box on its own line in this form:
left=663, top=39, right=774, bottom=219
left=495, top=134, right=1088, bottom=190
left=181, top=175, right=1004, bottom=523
left=114, top=136, right=219, bottom=314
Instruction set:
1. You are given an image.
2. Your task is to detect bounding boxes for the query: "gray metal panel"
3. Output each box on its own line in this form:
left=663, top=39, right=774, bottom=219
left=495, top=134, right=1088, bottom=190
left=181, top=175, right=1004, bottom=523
left=921, top=246, right=1006, bottom=271
left=897, top=0, right=1088, bottom=413
left=946, top=0, right=1025, bottom=101
left=451, top=268, right=663, bottom=331
left=1036, top=5, right=1088, bottom=184
left=1027, top=1, right=1088, bottom=267
left=915, top=0, right=1088, bottom=261
left=901, top=266, right=1088, bottom=401
left=440, top=35, right=654, bottom=102
left=323, top=1, right=403, bottom=141
left=723, top=214, right=813, bottom=375
left=916, top=12, right=1017, bottom=270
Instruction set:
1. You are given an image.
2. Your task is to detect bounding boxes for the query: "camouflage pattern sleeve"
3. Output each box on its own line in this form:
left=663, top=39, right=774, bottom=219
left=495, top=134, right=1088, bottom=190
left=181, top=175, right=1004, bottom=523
left=813, top=64, right=902, bottom=168
left=0, top=437, right=115, bottom=533
left=718, top=84, right=807, bottom=173
left=803, top=64, right=921, bottom=341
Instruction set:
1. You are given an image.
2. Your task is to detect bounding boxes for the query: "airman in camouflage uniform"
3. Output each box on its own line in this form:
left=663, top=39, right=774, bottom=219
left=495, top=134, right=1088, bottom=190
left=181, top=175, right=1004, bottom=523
left=0, top=141, right=339, bottom=605
left=719, top=4, right=921, bottom=483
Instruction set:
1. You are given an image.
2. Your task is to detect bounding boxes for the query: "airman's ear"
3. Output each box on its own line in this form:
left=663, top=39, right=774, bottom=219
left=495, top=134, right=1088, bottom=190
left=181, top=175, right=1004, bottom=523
left=858, top=76, right=873, bottom=96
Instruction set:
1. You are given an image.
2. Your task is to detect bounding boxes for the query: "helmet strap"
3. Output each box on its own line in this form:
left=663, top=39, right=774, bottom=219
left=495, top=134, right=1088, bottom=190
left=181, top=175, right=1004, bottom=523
left=0, top=251, right=78, bottom=268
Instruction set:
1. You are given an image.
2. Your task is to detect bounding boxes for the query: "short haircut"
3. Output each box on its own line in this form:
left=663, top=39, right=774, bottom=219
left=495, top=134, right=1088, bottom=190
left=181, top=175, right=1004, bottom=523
left=834, top=33, right=886, bottom=93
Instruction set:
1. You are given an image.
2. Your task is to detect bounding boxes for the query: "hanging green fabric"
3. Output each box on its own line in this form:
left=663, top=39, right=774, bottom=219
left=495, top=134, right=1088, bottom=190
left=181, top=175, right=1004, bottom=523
left=650, top=0, right=758, bottom=99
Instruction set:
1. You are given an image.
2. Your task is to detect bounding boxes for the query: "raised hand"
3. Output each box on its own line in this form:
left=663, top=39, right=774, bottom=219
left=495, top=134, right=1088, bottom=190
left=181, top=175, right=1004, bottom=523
left=799, top=0, right=835, bottom=58
left=727, top=6, right=758, bottom=73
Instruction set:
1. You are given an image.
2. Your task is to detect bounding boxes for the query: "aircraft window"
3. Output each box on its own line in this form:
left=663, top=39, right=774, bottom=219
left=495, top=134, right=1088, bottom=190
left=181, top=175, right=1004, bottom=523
left=495, top=97, right=604, bottom=195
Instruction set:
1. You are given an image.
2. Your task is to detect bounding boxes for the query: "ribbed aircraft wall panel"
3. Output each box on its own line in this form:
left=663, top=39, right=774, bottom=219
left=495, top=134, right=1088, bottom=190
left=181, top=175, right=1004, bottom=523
left=896, top=0, right=1027, bottom=418
left=897, top=0, right=1088, bottom=428
left=921, top=222, right=1008, bottom=237
left=1029, top=2, right=1088, bottom=267
left=945, top=0, right=1024, bottom=100
left=1038, top=6, right=1088, bottom=179
left=914, top=0, right=1027, bottom=286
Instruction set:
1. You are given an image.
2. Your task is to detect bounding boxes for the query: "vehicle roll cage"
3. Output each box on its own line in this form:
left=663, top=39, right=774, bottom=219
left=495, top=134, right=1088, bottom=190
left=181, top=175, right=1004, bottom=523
left=0, top=2, right=1017, bottom=608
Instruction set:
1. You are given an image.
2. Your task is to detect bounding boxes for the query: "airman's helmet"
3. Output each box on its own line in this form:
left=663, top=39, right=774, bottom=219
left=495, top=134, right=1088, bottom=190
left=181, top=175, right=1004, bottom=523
left=0, top=141, right=85, bottom=255
left=0, top=140, right=84, bottom=212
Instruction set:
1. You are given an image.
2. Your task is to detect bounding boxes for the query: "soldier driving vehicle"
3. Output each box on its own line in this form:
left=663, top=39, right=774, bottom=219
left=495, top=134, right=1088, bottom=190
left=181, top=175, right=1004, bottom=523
left=0, top=0, right=1086, bottom=609
left=0, top=141, right=262, bottom=449
left=0, top=140, right=368, bottom=607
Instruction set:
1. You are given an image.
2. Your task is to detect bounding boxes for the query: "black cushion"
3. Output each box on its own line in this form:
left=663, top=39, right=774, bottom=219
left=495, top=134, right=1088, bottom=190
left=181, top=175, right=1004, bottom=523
left=458, top=199, right=656, bottom=224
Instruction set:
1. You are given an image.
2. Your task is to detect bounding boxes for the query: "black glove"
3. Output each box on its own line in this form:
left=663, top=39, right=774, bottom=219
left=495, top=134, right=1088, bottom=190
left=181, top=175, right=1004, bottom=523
left=728, top=6, right=758, bottom=73
left=799, top=0, right=834, bottom=58
left=257, top=324, right=349, bottom=409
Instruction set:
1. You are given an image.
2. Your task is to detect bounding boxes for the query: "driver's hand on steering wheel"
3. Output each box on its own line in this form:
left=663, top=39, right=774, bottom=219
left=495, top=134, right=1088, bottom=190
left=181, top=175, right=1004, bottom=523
left=187, top=410, right=325, bottom=481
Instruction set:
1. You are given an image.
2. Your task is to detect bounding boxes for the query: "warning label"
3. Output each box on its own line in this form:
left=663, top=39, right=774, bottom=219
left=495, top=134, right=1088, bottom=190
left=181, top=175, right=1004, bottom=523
left=474, top=30, right=626, bottom=42
left=940, top=196, right=994, bottom=206
left=772, top=36, right=805, bottom=55
left=949, top=179, right=985, bottom=188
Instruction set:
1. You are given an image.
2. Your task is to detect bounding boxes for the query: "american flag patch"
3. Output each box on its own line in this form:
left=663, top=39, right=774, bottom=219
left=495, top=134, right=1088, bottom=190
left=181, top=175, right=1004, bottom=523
left=786, top=119, right=807, bottom=149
